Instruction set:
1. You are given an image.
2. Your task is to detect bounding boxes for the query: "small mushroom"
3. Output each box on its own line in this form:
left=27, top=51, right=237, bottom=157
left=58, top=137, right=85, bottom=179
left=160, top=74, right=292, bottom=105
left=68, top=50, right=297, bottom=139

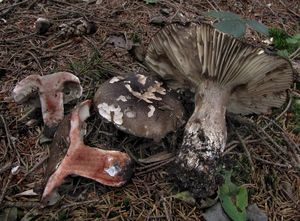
left=35, top=18, right=51, bottom=35
left=13, top=72, right=82, bottom=137
left=42, top=100, right=133, bottom=205
left=93, top=74, right=185, bottom=142
left=145, top=22, right=294, bottom=197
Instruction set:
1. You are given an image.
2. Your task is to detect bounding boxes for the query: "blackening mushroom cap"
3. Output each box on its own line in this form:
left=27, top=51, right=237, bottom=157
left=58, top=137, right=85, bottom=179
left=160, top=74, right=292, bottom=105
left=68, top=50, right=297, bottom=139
left=145, top=22, right=294, bottom=115
left=41, top=100, right=133, bottom=205
left=93, top=74, right=185, bottom=141
left=13, top=72, right=82, bottom=130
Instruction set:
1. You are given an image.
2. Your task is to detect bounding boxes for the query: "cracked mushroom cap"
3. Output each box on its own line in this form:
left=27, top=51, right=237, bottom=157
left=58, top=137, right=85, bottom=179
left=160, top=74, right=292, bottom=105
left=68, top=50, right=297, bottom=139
left=13, top=72, right=82, bottom=134
left=41, top=100, right=133, bottom=205
left=145, top=22, right=294, bottom=115
left=93, top=74, right=185, bottom=141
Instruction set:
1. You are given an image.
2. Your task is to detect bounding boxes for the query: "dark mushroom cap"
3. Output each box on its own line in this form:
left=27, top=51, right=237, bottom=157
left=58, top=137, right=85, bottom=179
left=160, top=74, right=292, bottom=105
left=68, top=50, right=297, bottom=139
left=93, top=73, right=185, bottom=141
left=145, top=22, right=294, bottom=115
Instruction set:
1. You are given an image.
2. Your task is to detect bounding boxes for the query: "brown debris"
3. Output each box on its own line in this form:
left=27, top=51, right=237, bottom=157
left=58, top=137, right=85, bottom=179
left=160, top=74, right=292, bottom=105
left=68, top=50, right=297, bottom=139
left=0, top=0, right=299, bottom=220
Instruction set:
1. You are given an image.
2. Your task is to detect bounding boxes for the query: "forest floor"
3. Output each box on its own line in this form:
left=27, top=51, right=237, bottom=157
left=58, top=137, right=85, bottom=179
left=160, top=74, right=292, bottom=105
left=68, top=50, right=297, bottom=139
left=0, top=0, right=299, bottom=220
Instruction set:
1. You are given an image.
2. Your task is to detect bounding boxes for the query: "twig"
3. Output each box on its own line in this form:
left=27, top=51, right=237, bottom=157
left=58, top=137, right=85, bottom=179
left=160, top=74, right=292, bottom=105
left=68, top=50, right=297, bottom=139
left=261, top=116, right=300, bottom=164
left=289, top=47, right=300, bottom=60
left=26, top=50, right=43, bottom=74
left=83, top=36, right=107, bottom=56
left=275, top=91, right=292, bottom=121
left=0, top=0, right=31, bottom=17
left=0, top=162, right=13, bottom=175
left=16, top=155, right=48, bottom=185
left=235, top=130, right=255, bottom=172
left=60, top=199, right=100, bottom=209
left=161, top=196, right=172, bottom=221
left=135, top=158, right=175, bottom=176
left=1, top=201, right=41, bottom=208
left=51, top=39, right=73, bottom=50
left=205, top=0, right=218, bottom=11
left=0, top=172, right=13, bottom=204
left=278, top=0, right=300, bottom=18
left=0, top=115, right=13, bottom=158
left=252, top=156, right=291, bottom=168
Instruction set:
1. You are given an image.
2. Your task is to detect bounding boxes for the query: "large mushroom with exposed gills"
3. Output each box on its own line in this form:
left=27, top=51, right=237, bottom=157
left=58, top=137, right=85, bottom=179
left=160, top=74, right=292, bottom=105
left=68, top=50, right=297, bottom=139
left=145, top=22, right=294, bottom=197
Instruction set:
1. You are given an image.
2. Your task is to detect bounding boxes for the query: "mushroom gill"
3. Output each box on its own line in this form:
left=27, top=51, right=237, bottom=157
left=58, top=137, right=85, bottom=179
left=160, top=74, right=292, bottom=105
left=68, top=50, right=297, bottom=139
left=145, top=22, right=294, bottom=197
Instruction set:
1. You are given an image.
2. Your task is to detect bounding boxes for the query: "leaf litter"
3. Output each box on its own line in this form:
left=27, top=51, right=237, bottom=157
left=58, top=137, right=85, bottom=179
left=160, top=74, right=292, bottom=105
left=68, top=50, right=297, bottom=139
left=0, top=0, right=299, bottom=220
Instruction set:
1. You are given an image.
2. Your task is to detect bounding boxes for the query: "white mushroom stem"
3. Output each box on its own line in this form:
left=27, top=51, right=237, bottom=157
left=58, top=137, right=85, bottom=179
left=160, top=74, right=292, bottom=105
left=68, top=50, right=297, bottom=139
left=178, top=81, right=229, bottom=172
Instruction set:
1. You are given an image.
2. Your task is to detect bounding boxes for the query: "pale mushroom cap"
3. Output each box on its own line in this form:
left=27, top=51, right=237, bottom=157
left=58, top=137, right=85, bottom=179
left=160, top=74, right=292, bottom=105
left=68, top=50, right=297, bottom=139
left=93, top=74, right=185, bottom=141
left=12, top=72, right=83, bottom=130
left=145, top=22, right=294, bottom=114
left=13, top=72, right=83, bottom=105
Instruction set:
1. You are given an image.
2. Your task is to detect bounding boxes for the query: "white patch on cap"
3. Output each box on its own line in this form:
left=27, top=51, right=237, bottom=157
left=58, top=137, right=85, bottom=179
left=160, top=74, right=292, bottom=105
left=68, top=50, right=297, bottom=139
left=147, top=105, right=155, bottom=117
left=97, top=103, right=123, bottom=125
left=109, top=76, right=124, bottom=84
left=125, top=111, right=136, bottom=118
left=136, top=74, right=147, bottom=85
left=117, top=95, right=127, bottom=102
left=105, top=165, right=121, bottom=177
left=124, top=81, right=166, bottom=103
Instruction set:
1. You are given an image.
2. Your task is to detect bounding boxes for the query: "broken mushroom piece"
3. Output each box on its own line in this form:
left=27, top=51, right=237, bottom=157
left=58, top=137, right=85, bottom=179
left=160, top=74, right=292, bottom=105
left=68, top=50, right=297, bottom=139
left=145, top=22, right=294, bottom=197
left=13, top=72, right=82, bottom=137
left=93, top=74, right=185, bottom=142
left=42, top=100, right=133, bottom=205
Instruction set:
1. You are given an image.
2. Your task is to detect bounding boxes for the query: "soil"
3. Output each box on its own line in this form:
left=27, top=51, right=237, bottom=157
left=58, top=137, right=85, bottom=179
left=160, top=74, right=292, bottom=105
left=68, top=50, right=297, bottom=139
left=0, top=0, right=299, bottom=220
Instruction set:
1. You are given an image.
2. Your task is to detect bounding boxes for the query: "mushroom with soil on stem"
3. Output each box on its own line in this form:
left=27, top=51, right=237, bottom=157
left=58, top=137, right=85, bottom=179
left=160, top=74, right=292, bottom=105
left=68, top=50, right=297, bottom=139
left=12, top=72, right=83, bottom=138
left=145, top=22, right=294, bottom=197
left=93, top=73, right=185, bottom=142
left=41, top=100, right=133, bottom=205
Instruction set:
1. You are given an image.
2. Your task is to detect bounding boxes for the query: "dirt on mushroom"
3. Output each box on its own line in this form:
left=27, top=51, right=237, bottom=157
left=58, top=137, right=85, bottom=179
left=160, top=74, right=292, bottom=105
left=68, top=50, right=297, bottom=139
left=0, top=1, right=299, bottom=220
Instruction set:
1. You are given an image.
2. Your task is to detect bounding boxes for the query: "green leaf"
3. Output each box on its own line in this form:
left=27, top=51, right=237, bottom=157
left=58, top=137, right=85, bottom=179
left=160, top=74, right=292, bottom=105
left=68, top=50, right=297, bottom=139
left=236, top=187, right=248, bottom=209
left=245, top=19, right=269, bottom=36
left=286, top=33, right=300, bottom=45
left=277, top=49, right=289, bottom=58
left=213, top=20, right=246, bottom=38
left=218, top=172, right=248, bottom=221
left=173, top=191, right=196, bottom=205
left=205, top=11, right=241, bottom=20
left=286, top=38, right=298, bottom=44
left=292, top=33, right=300, bottom=40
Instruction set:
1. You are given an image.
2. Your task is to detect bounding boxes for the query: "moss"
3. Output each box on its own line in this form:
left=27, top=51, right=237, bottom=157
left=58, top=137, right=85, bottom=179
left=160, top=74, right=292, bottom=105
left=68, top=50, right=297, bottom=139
left=269, top=28, right=298, bottom=55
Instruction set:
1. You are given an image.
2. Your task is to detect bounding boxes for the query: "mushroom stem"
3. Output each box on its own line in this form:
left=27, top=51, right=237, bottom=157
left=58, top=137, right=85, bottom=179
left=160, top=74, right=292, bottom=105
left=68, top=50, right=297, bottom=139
left=175, top=81, right=229, bottom=196
left=41, top=100, right=133, bottom=205
left=40, top=91, right=64, bottom=127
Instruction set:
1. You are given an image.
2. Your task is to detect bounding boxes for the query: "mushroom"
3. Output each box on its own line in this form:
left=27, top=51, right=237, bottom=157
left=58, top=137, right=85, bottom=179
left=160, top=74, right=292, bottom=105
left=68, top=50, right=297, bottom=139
left=13, top=72, right=82, bottom=137
left=145, top=22, right=294, bottom=197
left=93, top=73, right=185, bottom=142
left=42, top=100, right=133, bottom=205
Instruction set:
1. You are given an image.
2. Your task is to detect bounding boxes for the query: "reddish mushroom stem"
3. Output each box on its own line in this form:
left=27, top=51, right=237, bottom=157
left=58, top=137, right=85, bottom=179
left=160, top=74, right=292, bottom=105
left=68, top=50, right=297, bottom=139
left=42, top=100, right=133, bottom=205
left=40, top=91, right=64, bottom=127
left=174, top=81, right=230, bottom=196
